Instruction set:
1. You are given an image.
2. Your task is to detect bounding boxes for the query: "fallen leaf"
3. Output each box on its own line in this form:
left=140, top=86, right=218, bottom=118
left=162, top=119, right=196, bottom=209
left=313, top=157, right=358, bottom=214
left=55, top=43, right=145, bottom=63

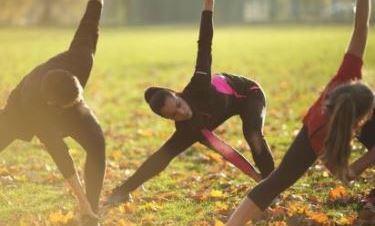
left=209, top=190, right=225, bottom=199
left=48, top=210, right=74, bottom=225
left=270, top=221, right=287, bottom=226
left=308, top=212, right=329, bottom=225
left=214, top=219, right=225, bottom=226
left=328, top=186, right=349, bottom=202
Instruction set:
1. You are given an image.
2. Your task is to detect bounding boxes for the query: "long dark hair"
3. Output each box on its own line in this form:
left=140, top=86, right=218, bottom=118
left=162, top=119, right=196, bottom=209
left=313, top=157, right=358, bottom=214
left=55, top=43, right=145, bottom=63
left=322, top=82, right=374, bottom=180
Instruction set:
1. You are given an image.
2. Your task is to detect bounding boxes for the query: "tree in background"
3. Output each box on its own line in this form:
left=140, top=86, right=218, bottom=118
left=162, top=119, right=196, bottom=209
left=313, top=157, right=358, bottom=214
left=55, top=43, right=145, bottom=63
left=291, top=0, right=301, bottom=22
left=1, top=0, right=374, bottom=26
left=0, top=0, right=34, bottom=25
left=0, top=0, right=84, bottom=25
left=102, top=0, right=129, bottom=25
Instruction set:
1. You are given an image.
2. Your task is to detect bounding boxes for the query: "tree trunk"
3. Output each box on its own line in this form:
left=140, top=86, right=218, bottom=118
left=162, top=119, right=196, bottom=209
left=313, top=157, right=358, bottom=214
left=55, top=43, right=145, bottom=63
left=291, top=0, right=300, bottom=22
left=41, top=0, right=53, bottom=24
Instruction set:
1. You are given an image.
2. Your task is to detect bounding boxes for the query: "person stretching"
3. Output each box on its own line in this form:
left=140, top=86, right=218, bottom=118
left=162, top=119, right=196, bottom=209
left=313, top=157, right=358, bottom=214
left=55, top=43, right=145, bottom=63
left=0, top=0, right=105, bottom=225
left=227, top=0, right=374, bottom=225
left=106, top=0, right=274, bottom=206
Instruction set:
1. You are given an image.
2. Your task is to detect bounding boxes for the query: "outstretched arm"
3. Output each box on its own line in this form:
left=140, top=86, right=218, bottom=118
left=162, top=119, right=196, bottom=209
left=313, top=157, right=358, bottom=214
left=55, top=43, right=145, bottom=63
left=69, top=0, right=103, bottom=54
left=191, top=0, right=215, bottom=85
left=347, top=0, right=371, bottom=58
left=347, top=146, right=375, bottom=180
left=201, top=129, right=262, bottom=182
left=114, top=131, right=197, bottom=193
left=39, top=135, right=97, bottom=218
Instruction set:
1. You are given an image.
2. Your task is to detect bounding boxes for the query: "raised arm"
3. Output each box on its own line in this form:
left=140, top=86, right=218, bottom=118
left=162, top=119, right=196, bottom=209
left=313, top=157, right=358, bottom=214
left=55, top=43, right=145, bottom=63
left=195, top=0, right=214, bottom=76
left=183, top=0, right=215, bottom=93
left=347, top=0, right=371, bottom=58
left=201, top=129, right=262, bottom=182
left=69, top=0, right=103, bottom=54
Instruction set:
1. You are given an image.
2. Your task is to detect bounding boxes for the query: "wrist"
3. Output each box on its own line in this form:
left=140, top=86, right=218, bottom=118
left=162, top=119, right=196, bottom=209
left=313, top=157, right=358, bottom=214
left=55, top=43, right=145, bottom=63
left=203, top=0, right=214, bottom=11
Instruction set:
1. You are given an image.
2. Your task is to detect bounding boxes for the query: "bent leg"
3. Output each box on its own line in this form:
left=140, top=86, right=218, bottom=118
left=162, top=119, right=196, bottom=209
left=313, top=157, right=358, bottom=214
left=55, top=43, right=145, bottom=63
left=64, top=105, right=106, bottom=213
left=227, top=127, right=317, bottom=226
left=248, top=126, right=317, bottom=210
left=240, top=94, right=274, bottom=178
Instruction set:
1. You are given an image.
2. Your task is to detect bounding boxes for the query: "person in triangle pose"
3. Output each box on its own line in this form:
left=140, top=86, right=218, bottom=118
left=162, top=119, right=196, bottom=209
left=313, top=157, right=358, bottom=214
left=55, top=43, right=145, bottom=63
left=226, top=0, right=374, bottom=225
left=106, top=0, right=275, bottom=206
left=0, top=0, right=105, bottom=225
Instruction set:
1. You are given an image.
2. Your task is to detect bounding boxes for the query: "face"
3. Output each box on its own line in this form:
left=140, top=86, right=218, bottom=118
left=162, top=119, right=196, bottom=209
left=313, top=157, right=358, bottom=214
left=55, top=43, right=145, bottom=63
left=160, top=93, right=193, bottom=121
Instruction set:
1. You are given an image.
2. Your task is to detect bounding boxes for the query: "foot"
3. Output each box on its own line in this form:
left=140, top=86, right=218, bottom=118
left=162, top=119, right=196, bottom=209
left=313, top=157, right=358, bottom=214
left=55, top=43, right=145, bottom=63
left=357, top=189, right=375, bottom=224
left=81, top=215, right=100, bottom=226
left=104, top=186, right=132, bottom=207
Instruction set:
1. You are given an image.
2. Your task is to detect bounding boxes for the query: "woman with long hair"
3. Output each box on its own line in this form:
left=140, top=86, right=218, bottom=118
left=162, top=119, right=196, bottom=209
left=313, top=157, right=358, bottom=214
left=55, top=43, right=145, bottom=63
left=106, top=0, right=275, bottom=205
left=227, top=0, right=374, bottom=225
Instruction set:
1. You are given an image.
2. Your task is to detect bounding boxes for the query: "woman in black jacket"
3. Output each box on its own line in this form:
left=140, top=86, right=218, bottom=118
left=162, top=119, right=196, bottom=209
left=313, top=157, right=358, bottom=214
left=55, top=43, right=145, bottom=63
left=107, top=0, right=275, bottom=206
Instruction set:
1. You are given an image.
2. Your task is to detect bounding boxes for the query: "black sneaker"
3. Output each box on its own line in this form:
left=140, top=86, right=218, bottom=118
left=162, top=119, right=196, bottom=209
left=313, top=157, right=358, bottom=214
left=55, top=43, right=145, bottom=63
left=105, top=187, right=132, bottom=207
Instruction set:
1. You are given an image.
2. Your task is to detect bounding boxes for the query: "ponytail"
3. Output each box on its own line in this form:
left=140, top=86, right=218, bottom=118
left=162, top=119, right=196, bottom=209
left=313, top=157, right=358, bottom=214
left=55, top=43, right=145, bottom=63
left=322, top=94, right=355, bottom=179
left=322, top=82, right=374, bottom=181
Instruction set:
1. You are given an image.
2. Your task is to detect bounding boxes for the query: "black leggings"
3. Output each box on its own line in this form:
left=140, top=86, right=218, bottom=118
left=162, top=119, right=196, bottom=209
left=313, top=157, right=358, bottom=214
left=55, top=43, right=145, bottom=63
left=0, top=105, right=106, bottom=212
left=240, top=90, right=274, bottom=178
left=117, top=91, right=275, bottom=193
left=248, top=126, right=318, bottom=210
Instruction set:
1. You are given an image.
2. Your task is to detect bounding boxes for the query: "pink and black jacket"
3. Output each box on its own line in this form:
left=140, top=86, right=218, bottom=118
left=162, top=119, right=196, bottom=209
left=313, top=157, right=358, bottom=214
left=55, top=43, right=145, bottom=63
left=162, top=11, right=267, bottom=179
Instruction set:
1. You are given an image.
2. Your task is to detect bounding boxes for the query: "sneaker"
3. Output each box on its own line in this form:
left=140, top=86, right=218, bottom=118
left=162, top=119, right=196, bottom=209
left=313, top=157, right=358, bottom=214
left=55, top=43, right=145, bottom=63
left=104, top=186, right=132, bottom=207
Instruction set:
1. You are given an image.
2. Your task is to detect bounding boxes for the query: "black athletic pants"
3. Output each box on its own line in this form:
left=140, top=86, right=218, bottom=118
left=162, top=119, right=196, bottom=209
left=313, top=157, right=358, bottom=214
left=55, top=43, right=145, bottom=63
left=248, top=126, right=318, bottom=210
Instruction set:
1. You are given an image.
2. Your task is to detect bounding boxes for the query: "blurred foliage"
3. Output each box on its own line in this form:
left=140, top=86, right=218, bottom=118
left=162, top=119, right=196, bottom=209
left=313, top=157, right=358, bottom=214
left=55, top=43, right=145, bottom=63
left=0, top=0, right=85, bottom=25
left=0, top=25, right=374, bottom=225
left=0, top=0, right=375, bottom=26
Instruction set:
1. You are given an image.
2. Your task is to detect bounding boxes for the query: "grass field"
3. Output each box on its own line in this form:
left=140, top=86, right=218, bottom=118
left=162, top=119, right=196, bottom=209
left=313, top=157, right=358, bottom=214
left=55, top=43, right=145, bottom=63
left=0, top=26, right=374, bottom=225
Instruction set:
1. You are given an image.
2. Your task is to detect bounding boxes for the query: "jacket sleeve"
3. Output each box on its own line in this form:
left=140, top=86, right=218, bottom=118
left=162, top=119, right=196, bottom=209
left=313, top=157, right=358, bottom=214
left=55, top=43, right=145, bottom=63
left=184, top=11, right=214, bottom=93
left=69, top=0, right=103, bottom=55
left=200, top=129, right=261, bottom=182
left=38, top=133, right=76, bottom=179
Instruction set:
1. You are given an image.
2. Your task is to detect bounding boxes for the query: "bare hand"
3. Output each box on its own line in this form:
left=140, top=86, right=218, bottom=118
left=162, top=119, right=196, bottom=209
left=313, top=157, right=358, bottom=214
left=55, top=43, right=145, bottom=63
left=203, top=0, right=214, bottom=11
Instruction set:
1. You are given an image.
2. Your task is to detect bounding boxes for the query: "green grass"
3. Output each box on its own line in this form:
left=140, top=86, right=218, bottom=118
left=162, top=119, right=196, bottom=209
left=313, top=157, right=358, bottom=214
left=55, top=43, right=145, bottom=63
left=0, top=26, right=374, bottom=225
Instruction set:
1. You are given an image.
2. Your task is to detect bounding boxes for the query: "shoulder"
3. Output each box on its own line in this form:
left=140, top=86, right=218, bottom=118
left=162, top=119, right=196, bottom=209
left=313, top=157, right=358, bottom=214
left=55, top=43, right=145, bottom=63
left=175, top=119, right=202, bottom=137
left=183, top=72, right=212, bottom=95
left=335, top=53, right=363, bottom=81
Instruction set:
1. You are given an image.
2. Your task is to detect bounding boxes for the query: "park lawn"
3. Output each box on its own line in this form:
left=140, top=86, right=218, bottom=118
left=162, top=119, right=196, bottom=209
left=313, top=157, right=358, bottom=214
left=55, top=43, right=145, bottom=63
left=0, top=26, right=374, bottom=225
